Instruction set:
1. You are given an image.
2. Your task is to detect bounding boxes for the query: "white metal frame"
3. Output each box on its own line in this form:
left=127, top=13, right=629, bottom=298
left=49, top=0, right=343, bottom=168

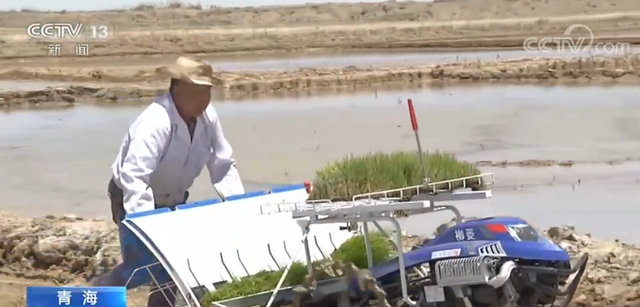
left=258, top=173, right=494, bottom=307
left=352, top=173, right=494, bottom=200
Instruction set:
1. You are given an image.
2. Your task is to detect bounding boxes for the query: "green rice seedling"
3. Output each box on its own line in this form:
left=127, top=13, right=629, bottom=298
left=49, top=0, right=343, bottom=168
left=331, top=231, right=395, bottom=269
left=201, top=232, right=395, bottom=304
left=311, top=151, right=480, bottom=200
left=201, top=262, right=308, bottom=304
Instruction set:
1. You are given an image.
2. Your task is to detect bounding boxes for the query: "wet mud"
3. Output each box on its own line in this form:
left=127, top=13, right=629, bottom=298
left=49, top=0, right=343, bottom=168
left=1, top=56, right=639, bottom=108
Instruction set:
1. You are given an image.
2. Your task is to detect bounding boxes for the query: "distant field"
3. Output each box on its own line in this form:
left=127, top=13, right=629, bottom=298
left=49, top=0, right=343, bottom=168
left=0, top=0, right=638, bottom=58
left=0, top=0, right=640, bottom=61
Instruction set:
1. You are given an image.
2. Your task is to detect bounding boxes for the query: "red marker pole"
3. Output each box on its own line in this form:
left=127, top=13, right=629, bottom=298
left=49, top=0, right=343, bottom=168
left=407, top=99, right=427, bottom=181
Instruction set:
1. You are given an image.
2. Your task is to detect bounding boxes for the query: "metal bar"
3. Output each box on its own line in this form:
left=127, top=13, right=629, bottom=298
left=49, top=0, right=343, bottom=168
left=265, top=233, right=309, bottom=307
left=121, top=220, right=198, bottom=307
left=214, top=185, right=227, bottom=202
left=148, top=282, right=179, bottom=307
left=362, top=222, right=374, bottom=268
left=329, top=233, right=337, bottom=250
left=125, top=262, right=164, bottom=288
left=149, top=281, right=178, bottom=293
left=148, top=265, right=174, bottom=307
left=237, top=249, right=250, bottom=276
left=307, top=199, right=332, bottom=203
left=303, top=230, right=313, bottom=276
left=388, top=216, right=418, bottom=306
left=293, top=202, right=469, bottom=225
left=267, top=244, right=281, bottom=270
left=373, top=221, right=398, bottom=250
left=129, top=266, right=192, bottom=306
left=186, top=258, right=202, bottom=290
left=351, top=173, right=494, bottom=200
left=404, top=205, right=463, bottom=221
left=220, top=252, right=234, bottom=280
left=407, top=98, right=427, bottom=182
left=292, top=201, right=427, bottom=218
left=411, top=190, right=492, bottom=203
left=314, top=235, right=326, bottom=259
left=283, top=241, right=292, bottom=259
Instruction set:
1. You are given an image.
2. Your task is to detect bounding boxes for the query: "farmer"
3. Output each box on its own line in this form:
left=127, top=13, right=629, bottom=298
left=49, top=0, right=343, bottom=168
left=92, top=56, right=245, bottom=306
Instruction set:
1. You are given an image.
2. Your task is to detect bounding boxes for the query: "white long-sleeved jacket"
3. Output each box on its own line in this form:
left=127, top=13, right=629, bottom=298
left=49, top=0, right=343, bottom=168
left=111, top=93, right=245, bottom=214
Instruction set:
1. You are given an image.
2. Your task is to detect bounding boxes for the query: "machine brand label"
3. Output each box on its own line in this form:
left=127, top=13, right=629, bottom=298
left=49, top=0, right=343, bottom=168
left=431, top=248, right=461, bottom=259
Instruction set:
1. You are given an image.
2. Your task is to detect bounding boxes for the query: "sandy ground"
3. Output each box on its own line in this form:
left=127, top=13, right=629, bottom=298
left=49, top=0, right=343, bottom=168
left=1, top=0, right=640, bottom=58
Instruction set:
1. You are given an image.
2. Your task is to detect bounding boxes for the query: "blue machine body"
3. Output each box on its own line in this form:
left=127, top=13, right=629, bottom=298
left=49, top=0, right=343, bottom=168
left=370, top=216, right=571, bottom=281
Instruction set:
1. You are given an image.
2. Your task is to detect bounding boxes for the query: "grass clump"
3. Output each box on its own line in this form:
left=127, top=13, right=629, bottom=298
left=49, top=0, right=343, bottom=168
left=311, top=151, right=480, bottom=200
left=201, top=232, right=394, bottom=305
left=201, top=263, right=309, bottom=304
left=331, top=231, right=395, bottom=269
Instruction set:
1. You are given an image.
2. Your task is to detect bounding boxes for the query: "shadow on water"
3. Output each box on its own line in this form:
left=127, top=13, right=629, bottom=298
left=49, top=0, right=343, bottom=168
left=1, top=84, right=639, bottom=243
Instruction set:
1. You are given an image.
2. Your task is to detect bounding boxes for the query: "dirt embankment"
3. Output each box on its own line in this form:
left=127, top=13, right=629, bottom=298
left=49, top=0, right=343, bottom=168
left=1, top=0, right=639, bottom=58
left=1, top=55, right=639, bottom=108
left=0, top=213, right=639, bottom=306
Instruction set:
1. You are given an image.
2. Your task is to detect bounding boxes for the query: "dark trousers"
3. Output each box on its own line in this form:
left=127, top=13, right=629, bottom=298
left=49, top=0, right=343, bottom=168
left=92, top=179, right=188, bottom=307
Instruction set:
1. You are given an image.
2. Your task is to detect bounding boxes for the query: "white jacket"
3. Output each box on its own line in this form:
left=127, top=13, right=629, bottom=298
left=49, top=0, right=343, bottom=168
left=111, top=93, right=245, bottom=214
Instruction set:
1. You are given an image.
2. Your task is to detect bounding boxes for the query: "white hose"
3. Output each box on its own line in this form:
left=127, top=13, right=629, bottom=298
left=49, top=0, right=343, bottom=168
left=487, top=260, right=517, bottom=288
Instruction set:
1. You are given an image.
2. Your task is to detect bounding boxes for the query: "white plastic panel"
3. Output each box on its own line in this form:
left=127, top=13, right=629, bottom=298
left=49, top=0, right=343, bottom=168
left=126, top=186, right=354, bottom=292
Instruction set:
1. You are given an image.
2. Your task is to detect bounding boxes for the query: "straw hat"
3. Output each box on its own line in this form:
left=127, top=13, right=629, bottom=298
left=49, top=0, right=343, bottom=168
left=167, top=56, right=218, bottom=86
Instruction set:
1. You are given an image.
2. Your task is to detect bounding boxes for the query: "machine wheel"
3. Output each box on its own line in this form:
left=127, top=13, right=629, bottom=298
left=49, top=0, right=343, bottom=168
left=551, top=256, right=588, bottom=307
left=521, top=254, right=589, bottom=307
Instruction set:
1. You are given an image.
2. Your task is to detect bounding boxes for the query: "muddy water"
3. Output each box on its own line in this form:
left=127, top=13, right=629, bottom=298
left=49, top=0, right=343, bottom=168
left=2, top=84, right=639, bottom=241
left=0, top=80, right=84, bottom=91
left=7, top=47, right=639, bottom=75
left=393, top=163, right=640, bottom=244
left=206, top=47, right=640, bottom=71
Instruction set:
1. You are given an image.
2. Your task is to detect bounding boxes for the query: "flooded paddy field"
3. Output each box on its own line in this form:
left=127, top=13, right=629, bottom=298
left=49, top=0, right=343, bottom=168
left=2, top=84, right=639, bottom=243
